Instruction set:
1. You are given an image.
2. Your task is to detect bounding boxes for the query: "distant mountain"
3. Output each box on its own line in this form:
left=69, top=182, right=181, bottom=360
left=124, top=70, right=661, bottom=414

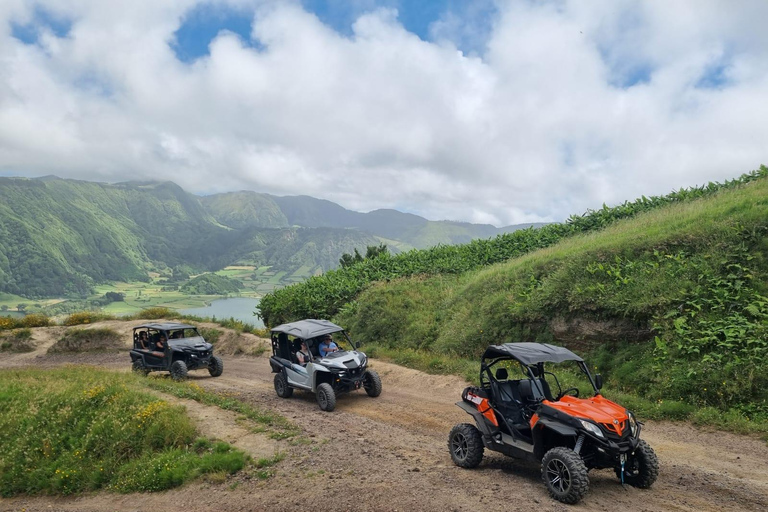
left=212, top=192, right=546, bottom=249
left=0, top=177, right=378, bottom=298
left=0, top=176, right=544, bottom=298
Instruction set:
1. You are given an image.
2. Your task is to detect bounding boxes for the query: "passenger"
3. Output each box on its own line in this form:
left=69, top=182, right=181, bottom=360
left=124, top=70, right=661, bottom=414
left=296, top=341, right=311, bottom=365
left=318, top=334, right=338, bottom=357
left=138, top=331, right=149, bottom=349
left=152, top=334, right=166, bottom=357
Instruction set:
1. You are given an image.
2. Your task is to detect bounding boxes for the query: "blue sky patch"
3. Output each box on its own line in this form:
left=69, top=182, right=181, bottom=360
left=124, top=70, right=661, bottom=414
left=11, top=7, right=72, bottom=45
left=169, top=1, right=497, bottom=62
left=696, top=61, right=730, bottom=89
left=172, top=3, right=261, bottom=63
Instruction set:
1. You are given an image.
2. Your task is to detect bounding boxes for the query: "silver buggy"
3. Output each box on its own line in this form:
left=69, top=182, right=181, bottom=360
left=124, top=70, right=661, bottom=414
left=268, top=319, right=382, bottom=411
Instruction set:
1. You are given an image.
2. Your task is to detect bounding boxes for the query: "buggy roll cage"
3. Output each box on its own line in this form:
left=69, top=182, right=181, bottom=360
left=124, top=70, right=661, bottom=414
left=480, top=343, right=600, bottom=399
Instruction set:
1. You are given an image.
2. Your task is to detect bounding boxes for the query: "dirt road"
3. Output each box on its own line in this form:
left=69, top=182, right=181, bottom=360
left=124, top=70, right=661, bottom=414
left=2, top=323, right=767, bottom=511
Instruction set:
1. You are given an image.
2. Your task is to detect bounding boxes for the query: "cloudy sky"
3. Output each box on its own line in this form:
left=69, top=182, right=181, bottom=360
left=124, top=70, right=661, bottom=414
left=1, top=0, right=766, bottom=225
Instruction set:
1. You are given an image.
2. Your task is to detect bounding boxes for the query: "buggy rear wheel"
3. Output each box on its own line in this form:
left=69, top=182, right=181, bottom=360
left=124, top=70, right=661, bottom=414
left=274, top=372, right=293, bottom=398
left=132, top=359, right=149, bottom=376
left=541, top=447, right=589, bottom=504
left=363, top=369, right=382, bottom=397
left=317, top=383, right=336, bottom=412
left=615, top=440, right=659, bottom=488
left=448, top=423, right=484, bottom=468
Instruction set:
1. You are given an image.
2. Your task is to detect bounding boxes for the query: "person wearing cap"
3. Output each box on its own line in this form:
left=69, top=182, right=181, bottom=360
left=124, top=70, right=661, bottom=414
left=318, top=334, right=338, bottom=357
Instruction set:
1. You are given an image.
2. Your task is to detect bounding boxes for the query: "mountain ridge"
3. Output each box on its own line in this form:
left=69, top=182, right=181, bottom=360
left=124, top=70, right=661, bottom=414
left=0, top=176, right=538, bottom=298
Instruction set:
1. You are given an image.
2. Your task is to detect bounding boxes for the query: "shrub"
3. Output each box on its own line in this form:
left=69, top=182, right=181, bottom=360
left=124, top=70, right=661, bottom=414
left=63, top=311, right=116, bottom=326
left=125, top=307, right=181, bottom=320
left=20, top=313, right=51, bottom=328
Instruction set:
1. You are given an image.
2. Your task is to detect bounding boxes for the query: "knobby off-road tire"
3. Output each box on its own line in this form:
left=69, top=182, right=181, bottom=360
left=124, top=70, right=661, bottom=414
left=170, top=360, right=188, bottom=381
left=317, top=383, right=336, bottom=412
left=541, top=447, right=589, bottom=504
left=616, top=439, right=659, bottom=488
left=274, top=372, right=293, bottom=398
left=448, top=423, right=484, bottom=468
left=132, top=359, right=150, bottom=376
left=208, top=355, right=224, bottom=377
left=363, top=369, right=382, bottom=397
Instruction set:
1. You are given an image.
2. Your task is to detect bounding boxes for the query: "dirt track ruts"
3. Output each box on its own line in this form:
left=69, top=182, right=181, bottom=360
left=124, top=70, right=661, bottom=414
left=2, top=322, right=767, bottom=511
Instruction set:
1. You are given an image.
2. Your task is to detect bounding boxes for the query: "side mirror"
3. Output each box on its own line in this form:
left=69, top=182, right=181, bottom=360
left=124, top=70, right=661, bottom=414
left=355, top=341, right=361, bottom=349
left=594, top=374, right=603, bottom=390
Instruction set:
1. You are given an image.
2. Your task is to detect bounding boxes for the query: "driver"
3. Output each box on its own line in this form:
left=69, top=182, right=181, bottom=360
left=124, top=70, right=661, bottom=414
left=318, top=334, right=338, bottom=357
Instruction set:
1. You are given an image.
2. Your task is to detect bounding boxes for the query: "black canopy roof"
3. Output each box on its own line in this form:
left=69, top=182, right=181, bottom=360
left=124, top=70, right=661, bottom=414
left=481, top=342, right=583, bottom=365
left=133, top=322, right=196, bottom=331
left=270, top=319, right=344, bottom=340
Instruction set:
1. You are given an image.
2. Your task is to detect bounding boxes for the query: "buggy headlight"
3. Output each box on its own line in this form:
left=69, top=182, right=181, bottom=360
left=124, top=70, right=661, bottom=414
left=628, top=412, right=638, bottom=437
left=579, top=419, right=605, bottom=438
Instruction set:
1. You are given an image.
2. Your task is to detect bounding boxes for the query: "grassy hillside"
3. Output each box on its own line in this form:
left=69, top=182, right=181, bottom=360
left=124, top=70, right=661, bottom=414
left=337, top=174, right=768, bottom=417
left=0, top=178, right=380, bottom=298
left=0, top=368, right=247, bottom=496
left=258, top=167, right=768, bottom=327
left=200, top=191, right=289, bottom=229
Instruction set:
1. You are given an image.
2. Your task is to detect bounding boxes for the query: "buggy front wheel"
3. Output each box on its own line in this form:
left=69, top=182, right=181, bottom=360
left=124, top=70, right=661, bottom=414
left=615, top=440, right=659, bottom=488
left=317, top=383, right=336, bottom=412
left=541, top=447, right=589, bottom=504
left=363, top=369, right=382, bottom=397
left=208, top=355, right=224, bottom=377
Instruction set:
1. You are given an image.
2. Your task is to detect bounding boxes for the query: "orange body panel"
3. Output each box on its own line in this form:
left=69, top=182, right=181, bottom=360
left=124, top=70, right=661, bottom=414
left=529, top=413, right=540, bottom=428
left=478, top=398, right=499, bottom=427
left=465, top=390, right=499, bottom=427
left=543, top=394, right=628, bottom=436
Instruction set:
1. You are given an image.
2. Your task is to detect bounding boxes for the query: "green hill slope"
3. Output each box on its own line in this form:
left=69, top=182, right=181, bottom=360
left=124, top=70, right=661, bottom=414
left=258, top=167, right=768, bottom=327
left=0, top=178, right=380, bottom=297
left=336, top=173, right=768, bottom=416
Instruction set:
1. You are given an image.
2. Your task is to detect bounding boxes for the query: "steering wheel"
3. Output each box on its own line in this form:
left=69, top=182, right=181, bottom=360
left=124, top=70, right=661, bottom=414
left=558, top=387, right=580, bottom=400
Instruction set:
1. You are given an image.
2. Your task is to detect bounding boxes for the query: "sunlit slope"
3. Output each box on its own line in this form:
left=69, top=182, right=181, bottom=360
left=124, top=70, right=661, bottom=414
left=258, top=167, right=767, bottom=326
left=338, top=175, right=768, bottom=412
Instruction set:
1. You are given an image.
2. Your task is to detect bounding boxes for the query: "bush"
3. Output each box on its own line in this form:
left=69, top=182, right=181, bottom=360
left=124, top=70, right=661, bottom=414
left=199, top=328, right=222, bottom=345
left=20, top=313, right=51, bottom=328
left=125, top=307, right=181, bottom=320
left=63, top=311, right=116, bottom=326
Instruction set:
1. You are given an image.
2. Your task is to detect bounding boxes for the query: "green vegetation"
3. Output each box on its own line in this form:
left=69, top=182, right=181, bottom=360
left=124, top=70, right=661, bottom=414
left=337, top=172, right=768, bottom=424
left=0, top=313, right=51, bottom=330
left=260, top=167, right=768, bottom=327
left=0, top=368, right=247, bottom=496
left=0, top=178, right=381, bottom=299
left=63, top=311, right=117, bottom=326
left=180, top=274, right=242, bottom=295
left=339, top=243, right=389, bottom=268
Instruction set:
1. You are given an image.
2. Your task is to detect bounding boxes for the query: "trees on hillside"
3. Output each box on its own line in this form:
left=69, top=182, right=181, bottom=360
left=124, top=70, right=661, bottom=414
left=339, top=244, right=389, bottom=268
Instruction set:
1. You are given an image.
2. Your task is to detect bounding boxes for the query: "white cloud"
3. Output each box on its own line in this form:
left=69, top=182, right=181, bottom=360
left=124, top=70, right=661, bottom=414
left=1, top=0, right=767, bottom=225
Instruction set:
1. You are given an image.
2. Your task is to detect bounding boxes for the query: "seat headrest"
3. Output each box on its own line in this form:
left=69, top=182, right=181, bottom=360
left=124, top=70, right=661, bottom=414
left=495, top=367, right=508, bottom=380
